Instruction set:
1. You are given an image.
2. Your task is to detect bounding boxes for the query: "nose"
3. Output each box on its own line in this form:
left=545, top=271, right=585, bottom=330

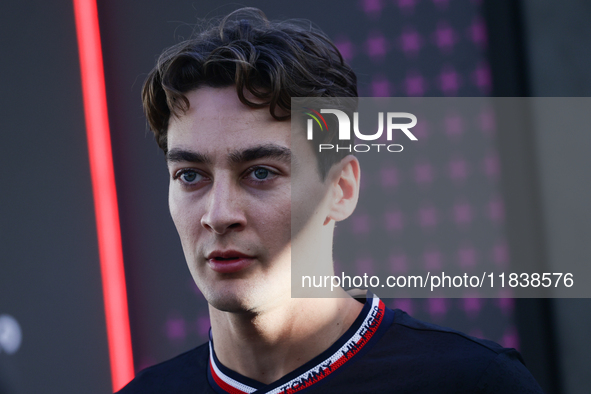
left=200, top=177, right=246, bottom=235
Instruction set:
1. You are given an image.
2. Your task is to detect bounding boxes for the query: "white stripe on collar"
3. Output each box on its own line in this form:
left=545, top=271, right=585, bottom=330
left=209, top=341, right=257, bottom=393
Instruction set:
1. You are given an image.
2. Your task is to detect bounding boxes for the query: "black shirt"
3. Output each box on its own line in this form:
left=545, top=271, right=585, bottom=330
left=117, top=295, right=543, bottom=393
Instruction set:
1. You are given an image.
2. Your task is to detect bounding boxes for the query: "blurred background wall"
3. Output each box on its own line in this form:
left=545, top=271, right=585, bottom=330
left=520, top=1, right=591, bottom=393
left=0, top=0, right=589, bottom=393
left=0, top=1, right=111, bottom=393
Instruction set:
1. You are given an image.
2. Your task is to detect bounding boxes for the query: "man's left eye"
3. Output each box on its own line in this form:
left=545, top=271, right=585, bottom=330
left=253, top=168, right=269, bottom=179
left=246, top=167, right=277, bottom=183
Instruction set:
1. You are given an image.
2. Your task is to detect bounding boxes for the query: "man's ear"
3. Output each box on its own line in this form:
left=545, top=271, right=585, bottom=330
left=324, top=155, right=361, bottom=225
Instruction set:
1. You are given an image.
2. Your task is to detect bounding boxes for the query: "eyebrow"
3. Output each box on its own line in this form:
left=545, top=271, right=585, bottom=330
left=166, top=144, right=291, bottom=166
left=228, top=144, right=291, bottom=165
left=166, top=149, right=212, bottom=164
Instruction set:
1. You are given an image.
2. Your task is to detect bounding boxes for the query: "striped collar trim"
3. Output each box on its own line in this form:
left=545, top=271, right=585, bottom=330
left=208, top=296, right=386, bottom=394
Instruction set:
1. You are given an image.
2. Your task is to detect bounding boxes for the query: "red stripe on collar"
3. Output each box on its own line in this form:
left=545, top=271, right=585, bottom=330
left=210, top=358, right=254, bottom=394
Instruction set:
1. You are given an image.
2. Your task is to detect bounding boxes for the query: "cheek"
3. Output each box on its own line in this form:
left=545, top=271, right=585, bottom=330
left=168, top=185, right=182, bottom=228
left=169, top=186, right=199, bottom=243
left=252, top=190, right=292, bottom=245
left=290, top=181, right=327, bottom=237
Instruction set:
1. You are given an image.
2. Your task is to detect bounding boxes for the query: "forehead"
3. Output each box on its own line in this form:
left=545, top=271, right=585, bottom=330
left=167, top=87, right=291, bottom=152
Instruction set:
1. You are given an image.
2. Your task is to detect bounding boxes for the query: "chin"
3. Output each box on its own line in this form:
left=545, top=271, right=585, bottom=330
left=207, top=293, right=253, bottom=313
left=204, top=279, right=289, bottom=314
left=190, top=260, right=292, bottom=313
left=202, top=281, right=264, bottom=314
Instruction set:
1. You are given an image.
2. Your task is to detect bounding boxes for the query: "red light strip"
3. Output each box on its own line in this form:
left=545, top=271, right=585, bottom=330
left=72, top=0, right=134, bottom=390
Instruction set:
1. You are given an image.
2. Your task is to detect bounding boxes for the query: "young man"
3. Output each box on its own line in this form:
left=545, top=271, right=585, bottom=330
left=118, top=8, right=543, bottom=393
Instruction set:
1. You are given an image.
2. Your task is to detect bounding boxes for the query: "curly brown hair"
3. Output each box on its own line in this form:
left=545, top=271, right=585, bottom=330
left=142, top=7, right=358, bottom=179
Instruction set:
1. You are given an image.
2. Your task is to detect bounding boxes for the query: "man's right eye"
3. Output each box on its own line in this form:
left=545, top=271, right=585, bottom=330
left=173, top=169, right=203, bottom=185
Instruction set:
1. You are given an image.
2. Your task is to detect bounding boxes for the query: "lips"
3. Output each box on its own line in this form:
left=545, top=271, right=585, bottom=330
left=206, top=250, right=255, bottom=273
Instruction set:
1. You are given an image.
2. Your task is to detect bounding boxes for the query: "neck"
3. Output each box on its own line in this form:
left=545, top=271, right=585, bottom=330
left=209, top=290, right=363, bottom=384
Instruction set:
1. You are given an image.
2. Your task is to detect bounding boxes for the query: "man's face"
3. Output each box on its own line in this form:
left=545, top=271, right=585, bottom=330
left=166, top=87, right=329, bottom=313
